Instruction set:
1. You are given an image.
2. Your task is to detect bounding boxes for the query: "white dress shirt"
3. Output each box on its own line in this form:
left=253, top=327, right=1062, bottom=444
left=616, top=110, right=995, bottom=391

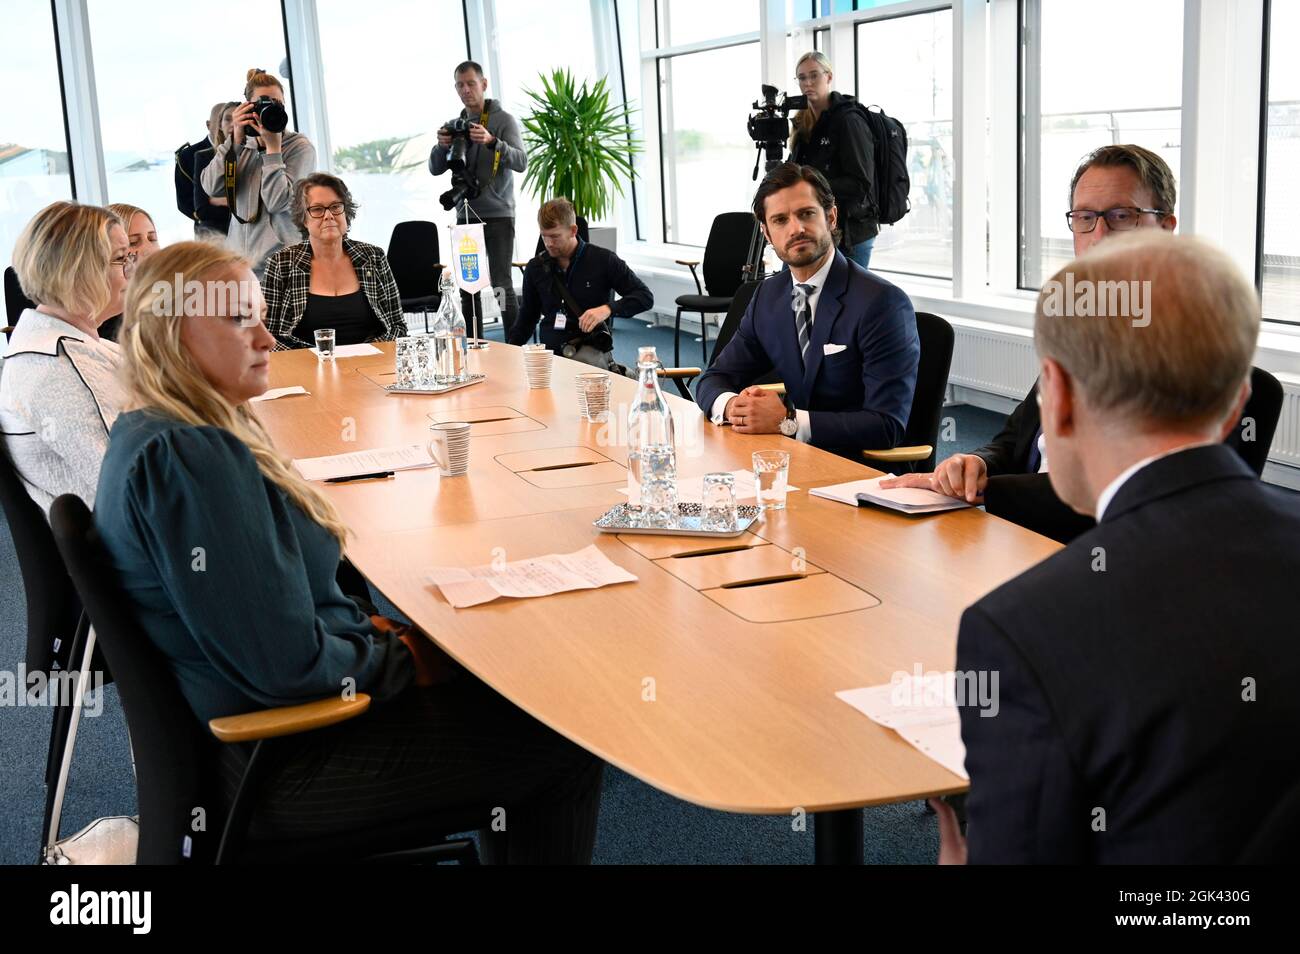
left=709, top=248, right=836, bottom=443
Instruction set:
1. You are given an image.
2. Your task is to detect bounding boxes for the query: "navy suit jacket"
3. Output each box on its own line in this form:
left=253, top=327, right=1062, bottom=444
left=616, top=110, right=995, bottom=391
left=694, top=250, right=919, bottom=455
left=957, top=444, right=1300, bottom=863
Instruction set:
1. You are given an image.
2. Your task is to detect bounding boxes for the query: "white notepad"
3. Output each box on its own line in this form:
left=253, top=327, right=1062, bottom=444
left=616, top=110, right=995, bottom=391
left=810, top=476, right=971, bottom=514
left=292, top=443, right=436, bottom=481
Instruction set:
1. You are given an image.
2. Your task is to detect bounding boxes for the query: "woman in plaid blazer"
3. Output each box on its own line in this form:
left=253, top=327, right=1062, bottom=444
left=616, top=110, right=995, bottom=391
left=262, top=172, right=407, bottom=350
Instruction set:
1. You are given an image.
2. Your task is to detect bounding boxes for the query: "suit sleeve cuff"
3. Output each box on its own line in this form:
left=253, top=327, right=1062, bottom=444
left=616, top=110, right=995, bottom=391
left=795, top=408, right=812, bottom=443
left=710, top=392, right=738, bottom=425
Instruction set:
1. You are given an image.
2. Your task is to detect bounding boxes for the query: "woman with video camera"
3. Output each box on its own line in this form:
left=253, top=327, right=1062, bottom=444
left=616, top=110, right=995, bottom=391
left=788, top=51, right=878, bottom=269
left=200, top=68, right=316, bottom=278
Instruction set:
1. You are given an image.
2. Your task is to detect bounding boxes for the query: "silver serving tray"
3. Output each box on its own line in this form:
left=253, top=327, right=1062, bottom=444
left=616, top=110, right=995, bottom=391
left=594, top=502, right=762, bottom=537
left=384, top=373, right=486, bottom=395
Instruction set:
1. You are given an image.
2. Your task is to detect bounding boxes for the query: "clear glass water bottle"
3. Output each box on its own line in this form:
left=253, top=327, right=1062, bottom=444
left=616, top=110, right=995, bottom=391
left=431, top=270, right=461, bottom=385
left=446, top=277, right=468, bottom=382
left=626, top=346, right=677, bottom=526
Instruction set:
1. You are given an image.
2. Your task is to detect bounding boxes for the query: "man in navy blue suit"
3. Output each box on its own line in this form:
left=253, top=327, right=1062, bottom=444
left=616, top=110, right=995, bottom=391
left=694, top=164, right=919, bottom=458
left=932, top=231, right=1300, bottom=864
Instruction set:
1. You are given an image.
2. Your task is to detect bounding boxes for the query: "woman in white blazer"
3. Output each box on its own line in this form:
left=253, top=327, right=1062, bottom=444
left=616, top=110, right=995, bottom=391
left=0, top=201, right=131, bottom=512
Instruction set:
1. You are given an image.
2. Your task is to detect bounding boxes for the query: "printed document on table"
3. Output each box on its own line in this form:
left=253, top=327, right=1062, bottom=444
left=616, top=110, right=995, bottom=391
left=312, top=343, right=383, bottom=358
left=836, top=676, right=969, bottom=780
left=292, top=443, right=436, bottom=481
left=250, top=385, right=309, bottom=402
left=426, top=544, right=638, bottom=608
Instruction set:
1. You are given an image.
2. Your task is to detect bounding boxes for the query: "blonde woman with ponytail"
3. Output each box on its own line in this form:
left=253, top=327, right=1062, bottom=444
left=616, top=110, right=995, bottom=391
left=198, top=68, right=316, bottom=278
left=94, top=240, right=603, bottom=863
left=788, top=50, right=880, bottom=269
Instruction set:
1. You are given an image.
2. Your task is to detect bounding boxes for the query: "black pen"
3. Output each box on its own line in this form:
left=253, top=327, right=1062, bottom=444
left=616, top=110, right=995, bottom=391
left=325, top=471, right=395, bottom=483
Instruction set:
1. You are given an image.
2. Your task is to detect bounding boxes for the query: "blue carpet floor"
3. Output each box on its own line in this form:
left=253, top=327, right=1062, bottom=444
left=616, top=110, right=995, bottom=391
left=0, top=315, right=1006, bottom=865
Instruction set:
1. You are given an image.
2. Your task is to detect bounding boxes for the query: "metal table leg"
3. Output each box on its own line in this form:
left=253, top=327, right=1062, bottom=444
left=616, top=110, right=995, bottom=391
left=814, top=809, right=864, bottom=864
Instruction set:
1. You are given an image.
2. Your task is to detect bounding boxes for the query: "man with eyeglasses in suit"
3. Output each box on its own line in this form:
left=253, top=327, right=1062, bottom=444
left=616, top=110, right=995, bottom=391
left=882, top=144, right=1179, bottom=542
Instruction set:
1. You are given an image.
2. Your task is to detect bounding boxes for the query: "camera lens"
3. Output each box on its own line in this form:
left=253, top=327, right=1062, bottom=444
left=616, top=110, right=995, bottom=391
left=256, top=97, right=289, bottom=133
left=447, top=137, right=470, bottom=173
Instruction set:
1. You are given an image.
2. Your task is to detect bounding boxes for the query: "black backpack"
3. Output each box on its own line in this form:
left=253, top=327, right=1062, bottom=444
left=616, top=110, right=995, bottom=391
left=857, top=104, right=911, bottom=226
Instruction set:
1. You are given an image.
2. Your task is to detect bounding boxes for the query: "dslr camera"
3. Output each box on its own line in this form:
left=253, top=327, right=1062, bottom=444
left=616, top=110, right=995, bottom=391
left=246, top=95, right=288, bottom=138
left=439, top=116, right=480, bottom=210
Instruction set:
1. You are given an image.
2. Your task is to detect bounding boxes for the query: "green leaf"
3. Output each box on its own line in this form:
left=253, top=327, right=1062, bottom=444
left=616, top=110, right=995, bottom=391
left=521, top=67, right=643, bottom=221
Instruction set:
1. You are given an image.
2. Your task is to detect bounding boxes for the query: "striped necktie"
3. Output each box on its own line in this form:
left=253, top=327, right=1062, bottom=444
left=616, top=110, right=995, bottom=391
left=793, top=282, right=815, bottom=365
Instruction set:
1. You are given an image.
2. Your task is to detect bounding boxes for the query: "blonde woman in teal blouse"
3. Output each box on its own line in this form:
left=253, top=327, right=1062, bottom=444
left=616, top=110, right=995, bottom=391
left=95, top=242, right=602, bottom=862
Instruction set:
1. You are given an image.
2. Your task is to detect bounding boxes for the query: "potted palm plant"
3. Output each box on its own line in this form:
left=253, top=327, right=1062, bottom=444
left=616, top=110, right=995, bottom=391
left=520, top=69, right=641, bottom=248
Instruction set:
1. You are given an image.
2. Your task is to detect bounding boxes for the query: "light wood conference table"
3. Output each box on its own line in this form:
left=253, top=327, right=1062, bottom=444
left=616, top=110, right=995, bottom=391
left=257, top=340, right=1060, bottom=864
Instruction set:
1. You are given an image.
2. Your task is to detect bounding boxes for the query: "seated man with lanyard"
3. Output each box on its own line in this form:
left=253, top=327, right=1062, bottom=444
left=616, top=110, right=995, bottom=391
left=508, top=198, right=653, bottom=370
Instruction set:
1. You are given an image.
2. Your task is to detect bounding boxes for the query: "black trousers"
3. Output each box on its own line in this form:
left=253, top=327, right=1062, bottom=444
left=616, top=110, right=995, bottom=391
left=459, top=216, right=518, bottom=339
left=221, top=675, right=604, bottom=864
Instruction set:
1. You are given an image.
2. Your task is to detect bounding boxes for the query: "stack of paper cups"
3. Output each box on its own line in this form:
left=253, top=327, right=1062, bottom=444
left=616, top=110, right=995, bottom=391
left=522, top=344, right=553, bottom=389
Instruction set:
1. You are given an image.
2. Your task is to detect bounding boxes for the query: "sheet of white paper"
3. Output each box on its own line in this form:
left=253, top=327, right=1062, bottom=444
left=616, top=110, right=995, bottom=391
left=312, top=343, right=383, bottom=358
left=617, top=468, right=799, bottom=504
left=292, top=443, right=436, bottom=481
left=249, top=385, right=310, bottom=403
left=836, top=679, right=969, bottom=780
left=425, top=544, right=638, bottom=608
left=811, top=476, right=970, bottom=514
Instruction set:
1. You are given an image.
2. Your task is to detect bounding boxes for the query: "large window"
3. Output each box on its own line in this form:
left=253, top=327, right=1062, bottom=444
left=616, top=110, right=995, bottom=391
left=87, top=0, right=293, bottom=249
left=1019, top=0, right=1183, bottom=289
left=617, top=0, right=648, bottom=241
left=0, top=1, right=73, bottom=272
left=1261, top=0, right=1300, bottom=325
left=857, top=8, right=954, bottom=279
left=494, top=0, right=601, bottom=260
left=656, top=0, right=758, bottom=47
left=318, top=1, right=468, bottom=256
left=658, top=42, right=762, bottom=246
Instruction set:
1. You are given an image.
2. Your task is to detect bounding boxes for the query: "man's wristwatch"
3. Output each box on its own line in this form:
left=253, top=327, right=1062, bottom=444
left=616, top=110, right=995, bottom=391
left=779, top=406, right=798, bottom=437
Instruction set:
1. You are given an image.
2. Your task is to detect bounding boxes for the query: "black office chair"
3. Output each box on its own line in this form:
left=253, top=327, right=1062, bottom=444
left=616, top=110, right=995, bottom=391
left=386, top=221, right=443, bottom=330
left=5, top=265, right=35, bottom=333
left=861, top=312, right=955, bottom=473
left=1239, top=778, right=1300, bottom=863
left=659, top=279, right=762, bottom=400
left=1230, top=366, right=1284, bottom=476
left=673, top=212, right=755, bottom=366
left=49, top=493, right=480, bottom=865
left=0, top=442, right=98, bottom=861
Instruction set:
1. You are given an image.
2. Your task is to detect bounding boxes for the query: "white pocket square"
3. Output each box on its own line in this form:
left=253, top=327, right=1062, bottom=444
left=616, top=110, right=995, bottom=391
left=823, top=343, right=848, bottom=356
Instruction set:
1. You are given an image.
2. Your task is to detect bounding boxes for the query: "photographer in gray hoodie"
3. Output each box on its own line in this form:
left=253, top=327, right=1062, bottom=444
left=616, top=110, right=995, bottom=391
left=201, top=68, right=316, bottom=278
left=429, top=60, right=528, bottom=337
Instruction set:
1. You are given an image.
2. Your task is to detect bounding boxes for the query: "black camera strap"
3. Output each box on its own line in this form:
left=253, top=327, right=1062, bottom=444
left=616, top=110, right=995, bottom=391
left=545, top=256, right=603, bottom=346
left=480, top=109, right=500, bottom=179
left=224, top=148, right=260, bottom=225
